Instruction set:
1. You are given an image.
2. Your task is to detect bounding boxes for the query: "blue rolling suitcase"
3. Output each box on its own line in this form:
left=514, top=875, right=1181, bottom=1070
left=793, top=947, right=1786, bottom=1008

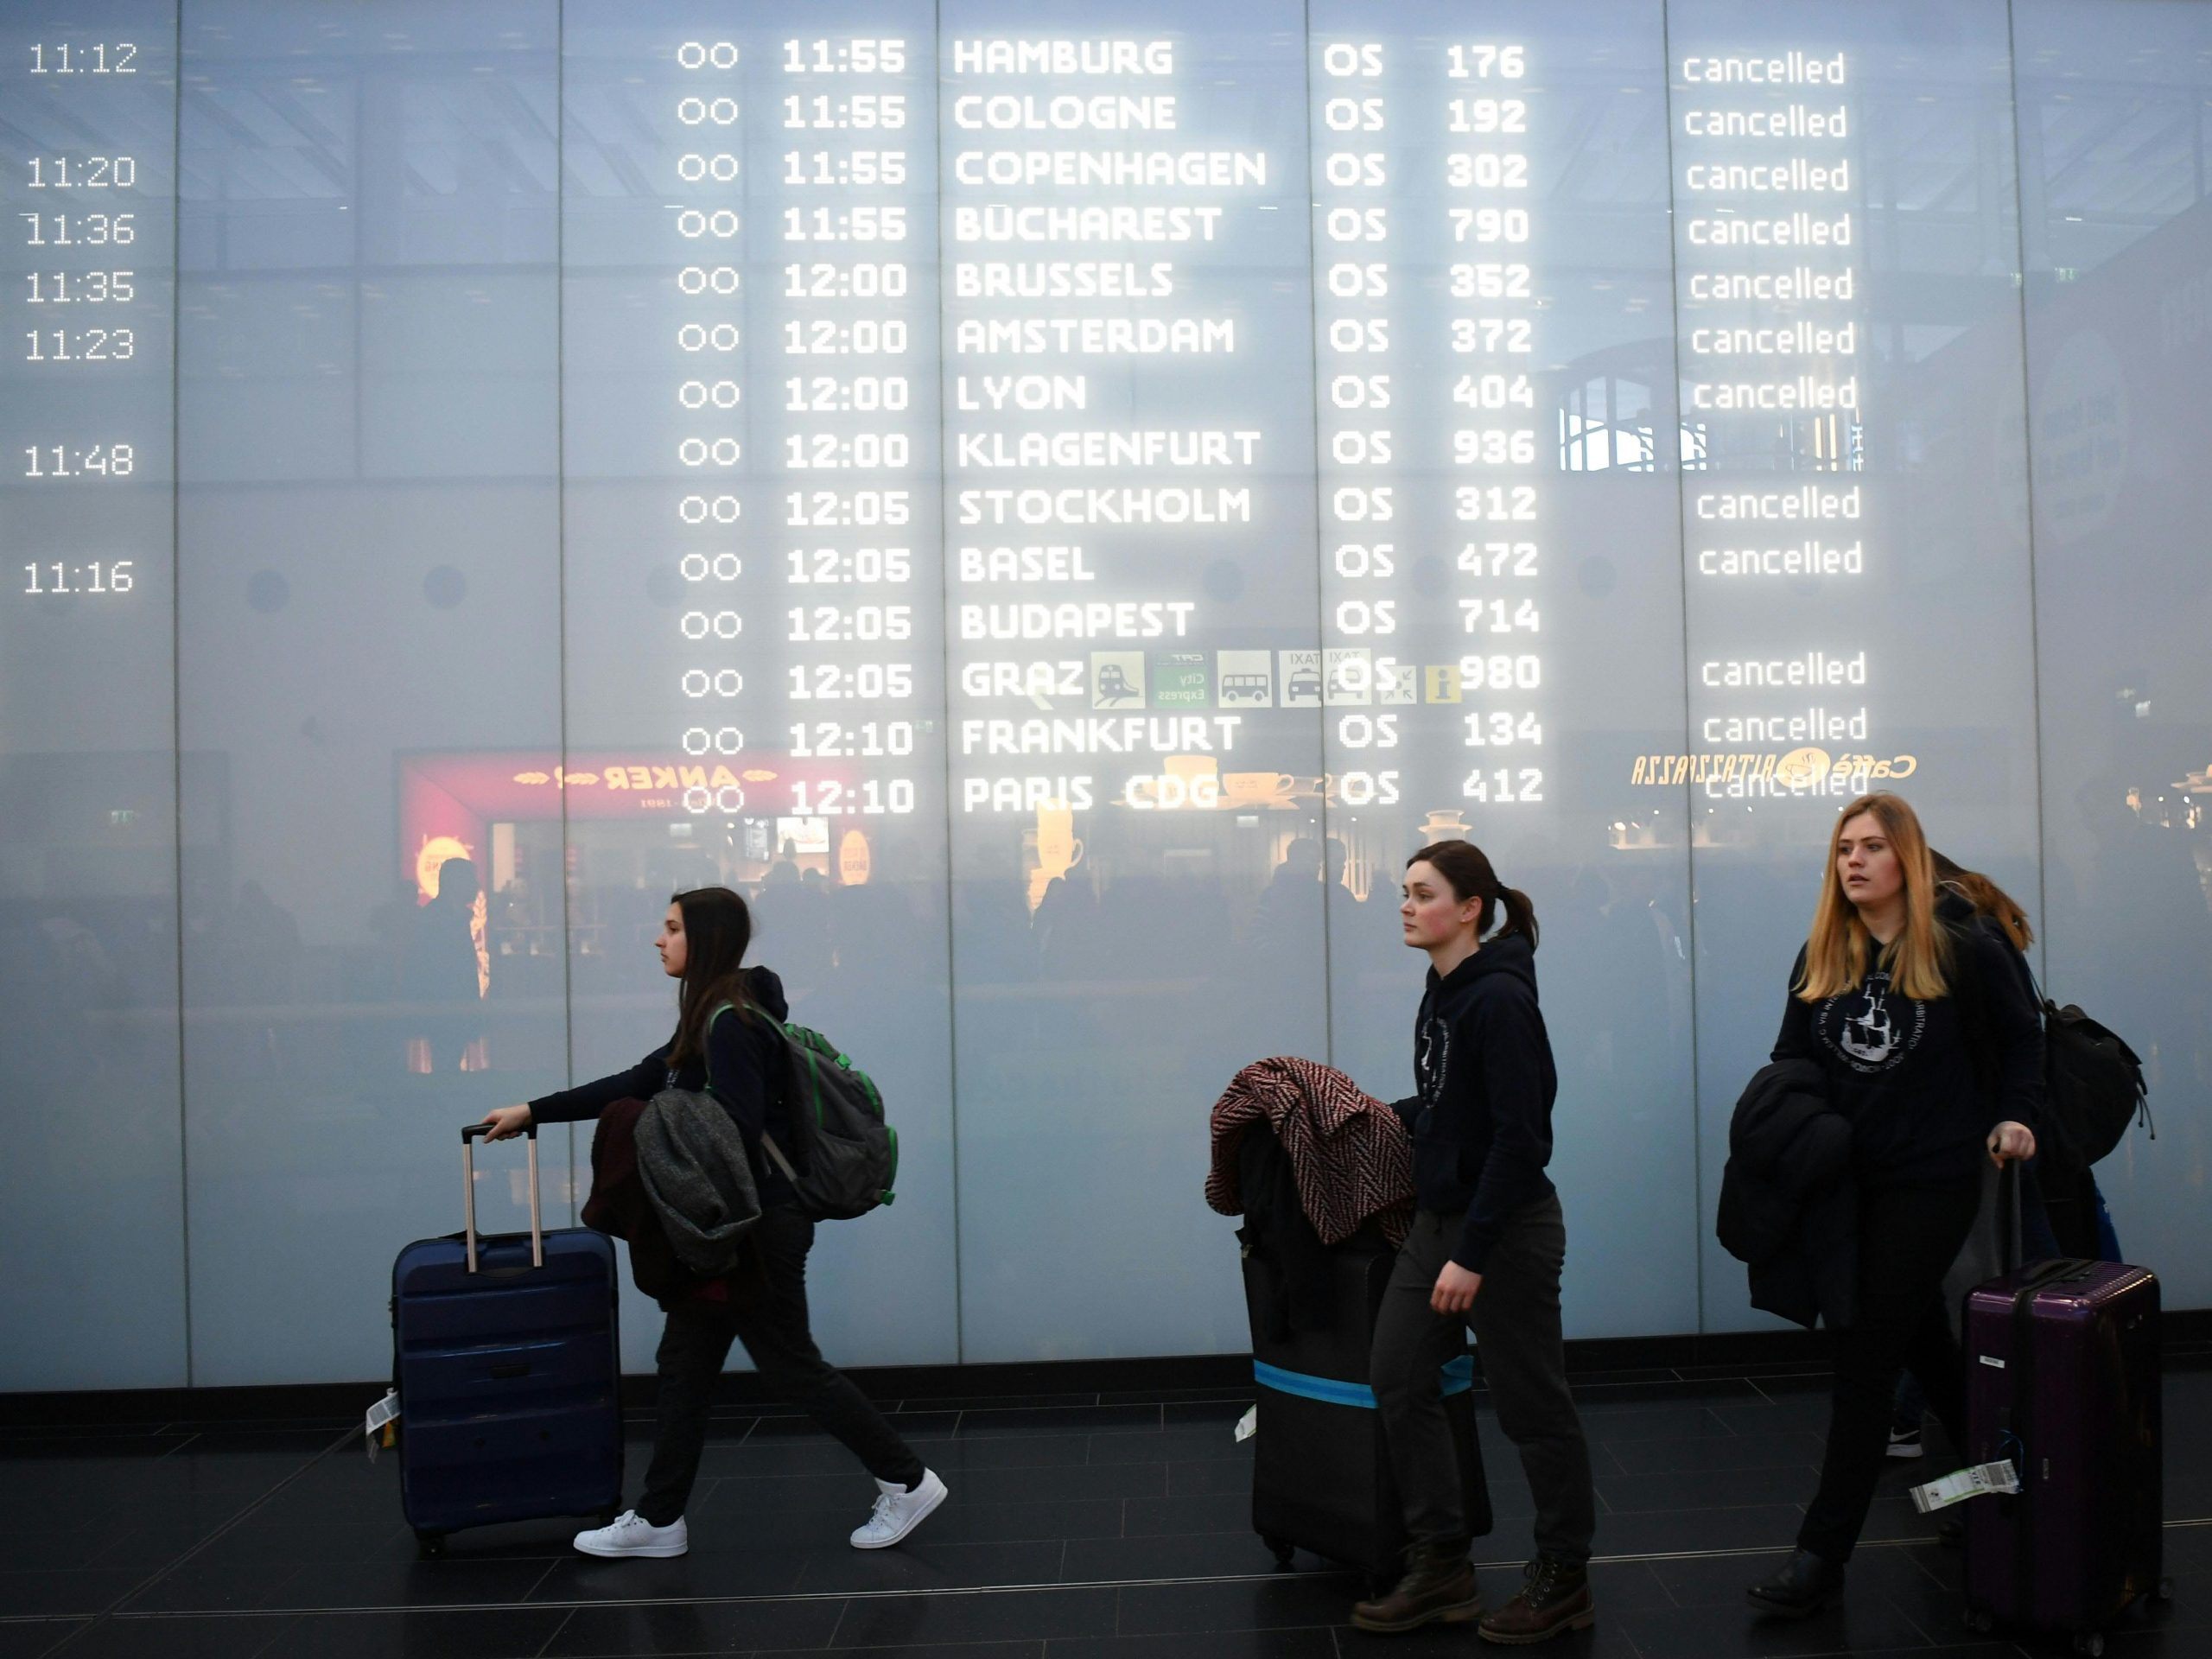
left=391, top=1124, right=623, bottom=1556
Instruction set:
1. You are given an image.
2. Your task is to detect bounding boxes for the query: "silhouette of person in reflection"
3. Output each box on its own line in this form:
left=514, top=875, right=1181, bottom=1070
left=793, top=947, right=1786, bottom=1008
left=1248, top=836, right=1323, bottom=955
left=752, top=855, right=832, bottom=991
left=402, top=856, right=482, bottom=1072
left=1325, top=837, right=1370, bottom=917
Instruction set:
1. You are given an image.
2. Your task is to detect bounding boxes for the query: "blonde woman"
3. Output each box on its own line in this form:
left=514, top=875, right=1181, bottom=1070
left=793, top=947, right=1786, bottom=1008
left=1748, top=794, right=2040, bottom=1618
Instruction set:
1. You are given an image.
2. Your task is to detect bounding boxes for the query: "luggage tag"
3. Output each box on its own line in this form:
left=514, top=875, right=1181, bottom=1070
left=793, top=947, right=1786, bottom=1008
left=364, top=1388, right=400, bottom=1464
left=1909, top=1459, right=2020, bottom=1513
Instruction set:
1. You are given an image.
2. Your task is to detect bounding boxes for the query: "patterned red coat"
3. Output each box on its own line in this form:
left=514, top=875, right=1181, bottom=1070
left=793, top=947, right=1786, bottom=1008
left=1206, top=1056, right=1414, bottom=1247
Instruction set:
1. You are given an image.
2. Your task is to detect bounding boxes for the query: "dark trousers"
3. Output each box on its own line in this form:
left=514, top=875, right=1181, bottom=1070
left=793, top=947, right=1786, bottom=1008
left=1371, top=1198, right=1597, bottom=1564
left=1799, top=1176, right=1980, bottom=1563
left=638, top=1208, right=925, bottom=1525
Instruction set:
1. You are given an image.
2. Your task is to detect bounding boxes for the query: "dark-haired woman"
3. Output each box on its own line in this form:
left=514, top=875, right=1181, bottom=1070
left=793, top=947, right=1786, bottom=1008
left=480, top=887, right=945, bottom=1559
left=1748, top=796, right=2037, bottom=1618
left=1352, top=841, right=1596, bottom=1645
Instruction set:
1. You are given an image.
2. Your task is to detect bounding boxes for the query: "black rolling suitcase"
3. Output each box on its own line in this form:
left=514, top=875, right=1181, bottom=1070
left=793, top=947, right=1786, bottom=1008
left=391, top=1125, right=624, bottom=1555
left=1236, top=1126, right=1489, bottom=1586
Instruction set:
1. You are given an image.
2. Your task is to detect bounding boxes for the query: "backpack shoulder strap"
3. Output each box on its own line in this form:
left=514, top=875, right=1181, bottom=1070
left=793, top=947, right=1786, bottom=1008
left=712, top=1003, right=807, bottom=1181
left=698, top=1000, right=738, bottom=1089
left=1943, top=921, right=2003, bottom=1097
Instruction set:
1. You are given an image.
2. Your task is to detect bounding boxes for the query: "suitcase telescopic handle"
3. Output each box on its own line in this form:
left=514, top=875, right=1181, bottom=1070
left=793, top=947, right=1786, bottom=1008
left=460, top=1122, right=543, bottom=1274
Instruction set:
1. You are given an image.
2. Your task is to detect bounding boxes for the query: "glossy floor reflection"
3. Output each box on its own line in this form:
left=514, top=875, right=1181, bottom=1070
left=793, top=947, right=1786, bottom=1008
left=1, top=1363, right=2203, bottom=1658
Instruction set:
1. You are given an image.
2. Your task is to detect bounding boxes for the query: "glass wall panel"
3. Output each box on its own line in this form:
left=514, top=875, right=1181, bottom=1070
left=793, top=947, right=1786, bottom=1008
left=2016, top=0, right=2212, bottom=1310
left=1667, top=0, right=2044, bottom=1328
left=940, top=0, right=1327, bottom=1361
left=0, top=0, right=187, bottom=1389
left=562, top=0, right=957, bottom=1370
left=5, top=0, right=2209, bottom=1392
left=176, top=0, right=565, bottom=1384
left=1310, top=0, right=1698, bottom=1339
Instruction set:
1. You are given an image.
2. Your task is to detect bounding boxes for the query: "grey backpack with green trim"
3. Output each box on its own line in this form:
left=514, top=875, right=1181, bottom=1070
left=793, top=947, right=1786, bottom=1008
left=757, top=1022, right=897, bottom=1221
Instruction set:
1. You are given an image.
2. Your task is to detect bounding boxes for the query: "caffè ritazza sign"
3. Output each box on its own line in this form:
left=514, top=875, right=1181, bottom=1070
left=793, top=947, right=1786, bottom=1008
left=1629, top=747, right=1917, bottom=798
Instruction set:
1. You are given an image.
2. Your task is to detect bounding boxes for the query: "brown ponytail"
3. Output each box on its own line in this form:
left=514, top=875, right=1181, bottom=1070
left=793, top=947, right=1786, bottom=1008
left=1408, top=840, right=1540, bottom=950
left=1931, top=850, right=2036, bottom=952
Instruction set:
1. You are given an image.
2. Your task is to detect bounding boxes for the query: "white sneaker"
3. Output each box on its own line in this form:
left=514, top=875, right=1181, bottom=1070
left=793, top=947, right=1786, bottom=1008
left=849, top=1469, right=948, bottom=1549
left=574, top=1509, right=689, bottom=1559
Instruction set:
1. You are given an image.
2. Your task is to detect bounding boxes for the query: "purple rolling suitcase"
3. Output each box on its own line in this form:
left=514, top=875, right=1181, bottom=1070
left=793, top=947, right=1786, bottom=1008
left=391, top=1125, right=623, bottom=1556
left=1961, top=1251, right=2167, bottom=1656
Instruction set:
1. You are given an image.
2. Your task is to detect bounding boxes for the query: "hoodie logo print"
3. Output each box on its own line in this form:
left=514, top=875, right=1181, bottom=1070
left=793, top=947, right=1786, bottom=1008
left=1416, top=1017, right=1451, bottom=1111
left=1823, top=969, right=1925, bottom=1073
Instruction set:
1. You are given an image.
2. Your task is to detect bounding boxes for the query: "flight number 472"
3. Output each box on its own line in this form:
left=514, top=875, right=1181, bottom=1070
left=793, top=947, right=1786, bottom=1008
left=1459, top=540, right=1538, bottom=576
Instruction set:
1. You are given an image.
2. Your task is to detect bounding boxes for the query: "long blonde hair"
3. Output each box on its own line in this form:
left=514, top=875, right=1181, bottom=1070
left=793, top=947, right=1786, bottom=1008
left=1796, top=792, right=1951, bottom=1002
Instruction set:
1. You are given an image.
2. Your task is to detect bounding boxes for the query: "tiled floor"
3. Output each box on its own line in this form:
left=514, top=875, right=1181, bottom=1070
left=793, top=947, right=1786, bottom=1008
left=2, top=1363, right=2202, bottom=1658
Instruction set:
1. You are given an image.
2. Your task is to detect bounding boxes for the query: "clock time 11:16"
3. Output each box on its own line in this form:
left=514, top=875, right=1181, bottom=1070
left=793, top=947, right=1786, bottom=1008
left=22, top=561, right=136, bottom=595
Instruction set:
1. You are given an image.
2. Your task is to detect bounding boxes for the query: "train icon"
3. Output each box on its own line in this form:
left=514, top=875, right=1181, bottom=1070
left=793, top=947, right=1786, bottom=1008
left=1095, top=662, right=1139, bottom=703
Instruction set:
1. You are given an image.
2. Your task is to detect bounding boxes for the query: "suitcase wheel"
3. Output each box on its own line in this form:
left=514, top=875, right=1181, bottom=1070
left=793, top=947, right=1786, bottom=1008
left=415, top=1531, right=447, bottom=1560
left=2072, top=1634, right=2104, bottom=1659
left=1262, top=1535, right=1295, bottom=1570
left=1962, top=1608, right=1995, bottom=1635
left=2155, top=1577, right=2175, bottom=1603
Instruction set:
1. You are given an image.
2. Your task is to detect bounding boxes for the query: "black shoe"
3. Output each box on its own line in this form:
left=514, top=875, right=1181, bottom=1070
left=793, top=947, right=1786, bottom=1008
left=1746, top=1548, right=1845, bottom=1618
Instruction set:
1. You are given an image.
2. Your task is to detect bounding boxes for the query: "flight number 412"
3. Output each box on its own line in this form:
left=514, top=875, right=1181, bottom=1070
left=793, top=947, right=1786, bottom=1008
left=1463, top=766, right=1544, bottom=803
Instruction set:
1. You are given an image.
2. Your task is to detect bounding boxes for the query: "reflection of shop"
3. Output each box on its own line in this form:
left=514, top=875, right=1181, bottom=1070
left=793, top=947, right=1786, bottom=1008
left=397, top=748, right=883, bottom=995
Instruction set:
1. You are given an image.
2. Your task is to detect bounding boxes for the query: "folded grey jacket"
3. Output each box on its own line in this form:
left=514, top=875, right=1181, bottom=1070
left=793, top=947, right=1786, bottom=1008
left=636, top=1084, right=763, bottom=1276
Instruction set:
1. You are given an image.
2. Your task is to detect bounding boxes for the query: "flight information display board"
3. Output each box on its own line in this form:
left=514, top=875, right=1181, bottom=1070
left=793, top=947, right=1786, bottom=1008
left=7, top=3, right=2034, bottom=880
left=0, top=0, right=2093, bottom=1375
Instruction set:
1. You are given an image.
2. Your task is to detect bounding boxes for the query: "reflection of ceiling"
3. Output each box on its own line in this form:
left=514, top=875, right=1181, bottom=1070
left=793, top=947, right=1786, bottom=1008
left=2027, top=80, right=2209, bottom=235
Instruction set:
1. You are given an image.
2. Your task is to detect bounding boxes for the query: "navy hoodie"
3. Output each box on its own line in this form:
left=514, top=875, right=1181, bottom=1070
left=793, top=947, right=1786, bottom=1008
left=1393, top=932, right=1559, bottom=1272
left=531, top=965, right=797, bottom=1207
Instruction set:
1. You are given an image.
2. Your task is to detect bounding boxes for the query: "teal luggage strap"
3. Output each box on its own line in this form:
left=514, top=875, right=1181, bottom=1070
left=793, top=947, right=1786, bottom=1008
left=1253, top=1353, right=1473, bottom=1409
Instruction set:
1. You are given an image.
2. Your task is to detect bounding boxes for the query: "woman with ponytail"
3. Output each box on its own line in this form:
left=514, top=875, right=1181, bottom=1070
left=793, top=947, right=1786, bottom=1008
left=1747, top=796, right=2040, bottom=1618
left=479, top=887, right=946, bottom=1561
left=1351, top=841, right=1597, bottom=1646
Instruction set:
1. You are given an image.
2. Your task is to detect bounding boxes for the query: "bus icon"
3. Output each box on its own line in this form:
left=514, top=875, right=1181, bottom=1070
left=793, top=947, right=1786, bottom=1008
left=1221, top=673, right=1272, bottom=704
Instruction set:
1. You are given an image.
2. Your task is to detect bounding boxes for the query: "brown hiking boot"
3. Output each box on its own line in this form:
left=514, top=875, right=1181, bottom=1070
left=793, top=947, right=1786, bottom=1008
left=1477, top=1554, right=1593, bottom=1645
left=1350, top=1541, right=1481, bottom=1633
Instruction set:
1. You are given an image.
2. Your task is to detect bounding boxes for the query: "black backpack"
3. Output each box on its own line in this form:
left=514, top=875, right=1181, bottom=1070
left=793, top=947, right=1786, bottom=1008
left=1948, top=922, right=2152, bottom=1174
left=2038, top=996, right=2152, bottom=1168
